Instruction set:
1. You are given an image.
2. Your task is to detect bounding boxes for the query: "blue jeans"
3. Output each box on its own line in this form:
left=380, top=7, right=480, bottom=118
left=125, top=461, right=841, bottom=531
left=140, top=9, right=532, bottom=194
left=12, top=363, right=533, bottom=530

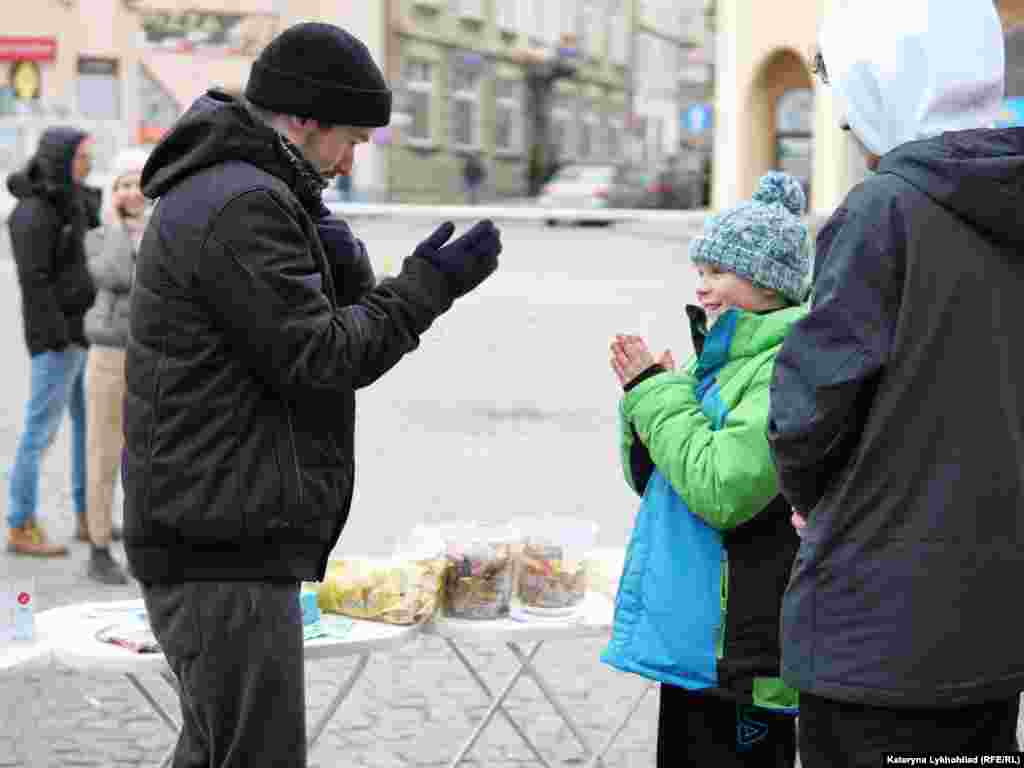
left=8, top=346, right=88, bottom=528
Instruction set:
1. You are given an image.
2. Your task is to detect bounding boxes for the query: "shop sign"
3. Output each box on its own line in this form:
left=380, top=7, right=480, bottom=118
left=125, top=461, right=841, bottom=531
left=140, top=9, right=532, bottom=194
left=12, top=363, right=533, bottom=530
left=11, top=61, right=41, bottom=101
left=683, top=103, right=712, bottom=136
left=140, top=11, right=276, bottom=56
left=0, top=37, right=57, bottom=62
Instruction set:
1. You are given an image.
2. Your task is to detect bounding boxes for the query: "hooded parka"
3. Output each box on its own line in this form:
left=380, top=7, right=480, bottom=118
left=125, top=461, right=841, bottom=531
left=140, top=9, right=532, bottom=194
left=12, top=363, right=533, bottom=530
left=7, top=127, right=100, bottom=355
left=604, top=306, right=803, bottom=710
left=123, top=90, right=455, bottom=585
left=768, top=0, right=1024, bottom=709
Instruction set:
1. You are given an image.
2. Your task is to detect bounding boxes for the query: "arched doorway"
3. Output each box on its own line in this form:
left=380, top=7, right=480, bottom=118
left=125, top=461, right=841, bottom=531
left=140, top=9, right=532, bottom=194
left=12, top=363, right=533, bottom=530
left=748, top=49, right=814, bottom=203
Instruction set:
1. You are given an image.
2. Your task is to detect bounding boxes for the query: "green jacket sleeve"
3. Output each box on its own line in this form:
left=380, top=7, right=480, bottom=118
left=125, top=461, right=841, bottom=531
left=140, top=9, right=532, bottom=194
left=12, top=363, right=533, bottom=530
left=619, top=407, right=636, bottom=491
left=622, top=363, right=779, bottom=530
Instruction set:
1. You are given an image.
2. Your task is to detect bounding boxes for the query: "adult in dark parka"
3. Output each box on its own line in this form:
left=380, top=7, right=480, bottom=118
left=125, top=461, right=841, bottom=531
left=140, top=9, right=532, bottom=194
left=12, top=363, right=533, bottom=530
left=6, top=127, right=99, bottom=557
left=125, top=22, right=501, bottom=767
left=767, top=1, right=1024, bottom=763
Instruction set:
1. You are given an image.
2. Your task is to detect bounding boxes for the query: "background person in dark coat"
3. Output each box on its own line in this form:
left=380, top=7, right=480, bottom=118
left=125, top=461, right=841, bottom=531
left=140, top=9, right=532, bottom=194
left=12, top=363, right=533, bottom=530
left=6, top=127, right=99, bottom=557
left=463, top=152, right=485, bottom=205
left=126, top=23, right=501, bottom=768
left=767, top=1, right=1023, bottom=764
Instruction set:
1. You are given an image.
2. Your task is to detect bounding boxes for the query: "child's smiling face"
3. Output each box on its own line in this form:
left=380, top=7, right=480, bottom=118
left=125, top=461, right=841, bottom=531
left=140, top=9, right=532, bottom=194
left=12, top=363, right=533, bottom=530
left=694, top=263, right=786, bottom=325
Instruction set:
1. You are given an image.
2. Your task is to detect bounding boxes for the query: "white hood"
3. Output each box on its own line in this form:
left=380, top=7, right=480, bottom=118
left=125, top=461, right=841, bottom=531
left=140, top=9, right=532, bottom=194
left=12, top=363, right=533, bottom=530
left=820, top=0, right=1005, bottom=157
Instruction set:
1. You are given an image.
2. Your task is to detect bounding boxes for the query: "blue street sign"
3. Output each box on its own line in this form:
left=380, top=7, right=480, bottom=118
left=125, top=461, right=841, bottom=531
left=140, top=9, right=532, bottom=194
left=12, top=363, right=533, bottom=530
left=684, top=103, right=712, bottom=135
left=995, top=97, right=1024, bottom=128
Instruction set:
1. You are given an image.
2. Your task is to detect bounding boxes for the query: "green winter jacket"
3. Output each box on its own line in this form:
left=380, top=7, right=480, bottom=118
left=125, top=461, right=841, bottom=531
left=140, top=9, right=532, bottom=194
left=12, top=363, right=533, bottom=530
left=611, top=304, right=804, bottom=709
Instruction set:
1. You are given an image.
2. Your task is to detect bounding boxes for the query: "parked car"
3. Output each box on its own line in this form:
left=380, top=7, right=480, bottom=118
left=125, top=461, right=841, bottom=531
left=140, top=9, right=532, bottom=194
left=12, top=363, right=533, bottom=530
left=537, top=164, right=647, bottom=226
left=639, top=162, right=706, bottom=210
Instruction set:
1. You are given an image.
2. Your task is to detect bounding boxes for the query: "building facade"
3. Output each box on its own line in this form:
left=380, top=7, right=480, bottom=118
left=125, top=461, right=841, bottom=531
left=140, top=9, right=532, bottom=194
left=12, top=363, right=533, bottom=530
left=384, top=0, right=635, bottom=203
left=0, top=0, right=287, bottom=180
left=0, top=0, right=705, bottom=205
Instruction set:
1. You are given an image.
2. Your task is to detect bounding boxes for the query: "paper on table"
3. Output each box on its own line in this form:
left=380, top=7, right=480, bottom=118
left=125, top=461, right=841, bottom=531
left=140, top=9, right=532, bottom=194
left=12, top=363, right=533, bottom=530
left=304, top=614, right=355, bottom=642
left=95, top=618, right=161, bottom=654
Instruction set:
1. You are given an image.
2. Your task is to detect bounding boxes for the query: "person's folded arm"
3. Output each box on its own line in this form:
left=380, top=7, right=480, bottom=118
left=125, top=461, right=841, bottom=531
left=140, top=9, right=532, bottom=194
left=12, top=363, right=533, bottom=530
left=623, top=365, right=779, bottom=530
left=201, top=189, right=453, bottom=397
left=10, top=200, right=69, bottom=350
left=768, top=206, right=900, bottom=514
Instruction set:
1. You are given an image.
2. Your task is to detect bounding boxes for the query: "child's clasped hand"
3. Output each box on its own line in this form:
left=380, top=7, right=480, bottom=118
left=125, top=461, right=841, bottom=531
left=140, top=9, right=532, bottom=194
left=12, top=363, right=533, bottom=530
left=610, top=334, right=676, bottom=388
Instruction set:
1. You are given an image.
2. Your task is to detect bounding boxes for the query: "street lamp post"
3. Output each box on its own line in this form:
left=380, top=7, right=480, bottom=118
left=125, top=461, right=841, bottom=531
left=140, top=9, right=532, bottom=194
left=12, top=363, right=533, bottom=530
left=524, top=51, right=577, bottom=196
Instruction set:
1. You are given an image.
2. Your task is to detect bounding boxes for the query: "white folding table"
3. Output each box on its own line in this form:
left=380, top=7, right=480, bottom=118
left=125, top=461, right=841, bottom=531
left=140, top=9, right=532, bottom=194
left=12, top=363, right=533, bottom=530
left=0, top=632, right=54, bottom=676
left=35, top=599, right=422, bottom=768
left=423, top=590, right=652, bottom=768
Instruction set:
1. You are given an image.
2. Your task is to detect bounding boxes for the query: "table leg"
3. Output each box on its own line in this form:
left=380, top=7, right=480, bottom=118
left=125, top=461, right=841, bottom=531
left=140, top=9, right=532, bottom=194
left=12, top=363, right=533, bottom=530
left=125, top=672, right=180, bottom=733
left=582, top=679, right=655, bottom=768
left=506, top=641, right=606, bottom=768
left=444, top=639, right=553, bottom=768
left=307, top=651, right=370, bottom=754
left=124, top=672, right=180, bottom=768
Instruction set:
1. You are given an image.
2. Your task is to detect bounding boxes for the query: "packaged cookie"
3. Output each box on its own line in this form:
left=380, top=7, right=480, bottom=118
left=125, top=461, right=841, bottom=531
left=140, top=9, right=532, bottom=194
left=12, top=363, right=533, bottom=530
left=441, top=523, right=517, bottom=620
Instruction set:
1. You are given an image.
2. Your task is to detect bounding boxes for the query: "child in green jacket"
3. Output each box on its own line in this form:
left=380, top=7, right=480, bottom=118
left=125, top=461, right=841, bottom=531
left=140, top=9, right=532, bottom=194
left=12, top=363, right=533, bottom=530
left=605, top=172, right=811, bottom=768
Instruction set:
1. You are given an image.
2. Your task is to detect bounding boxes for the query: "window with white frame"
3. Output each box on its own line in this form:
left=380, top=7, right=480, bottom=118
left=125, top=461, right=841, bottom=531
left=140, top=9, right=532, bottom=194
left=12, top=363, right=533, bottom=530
left=495, top=79, right=524, bottom=153
left=497, top=0, right=519, bottom=32
left=450, top=0, right=483, bottom=19
left=401, top=59, right=434, bottom=143
left=449, top=53, right=483, bottom=149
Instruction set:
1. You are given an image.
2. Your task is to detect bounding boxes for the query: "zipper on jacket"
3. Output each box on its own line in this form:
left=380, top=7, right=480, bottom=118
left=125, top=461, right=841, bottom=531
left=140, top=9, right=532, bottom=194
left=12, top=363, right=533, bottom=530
left=283, top=402, right=304, bottom=507
left=715, top=551, right=729, bottom=659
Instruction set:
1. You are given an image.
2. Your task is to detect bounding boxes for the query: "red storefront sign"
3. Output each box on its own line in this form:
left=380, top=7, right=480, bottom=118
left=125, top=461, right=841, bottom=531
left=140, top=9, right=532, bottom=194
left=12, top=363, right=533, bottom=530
left=0, top=38, right=57, bottom=62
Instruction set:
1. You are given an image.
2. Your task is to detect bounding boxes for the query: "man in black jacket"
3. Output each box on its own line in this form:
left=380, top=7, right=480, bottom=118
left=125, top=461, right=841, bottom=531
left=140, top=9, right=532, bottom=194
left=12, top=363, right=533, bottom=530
left=767, top=2, right=1023, bottom=764
left=6, top=127, right=99, bottom=557
left=126, top=23, right=501, bottom=767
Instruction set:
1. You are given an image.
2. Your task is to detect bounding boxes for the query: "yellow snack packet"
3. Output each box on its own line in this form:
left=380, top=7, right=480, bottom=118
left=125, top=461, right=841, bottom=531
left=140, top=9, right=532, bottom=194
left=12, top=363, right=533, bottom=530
left=311, top=557, right=447, bottom=625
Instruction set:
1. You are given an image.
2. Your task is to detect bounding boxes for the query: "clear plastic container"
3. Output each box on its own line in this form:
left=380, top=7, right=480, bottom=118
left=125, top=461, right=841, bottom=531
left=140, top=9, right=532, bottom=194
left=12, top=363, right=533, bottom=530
left=441, top=522, right=518, bottom=620
left=513, top=518, right=598, bottom=617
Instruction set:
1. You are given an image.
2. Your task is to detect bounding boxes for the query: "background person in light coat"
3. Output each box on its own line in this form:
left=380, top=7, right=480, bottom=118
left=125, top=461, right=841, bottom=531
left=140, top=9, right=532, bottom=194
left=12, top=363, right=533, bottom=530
left=767, top=2, right=1023, bottom=764
left=82, top=147, right=149, bottom=585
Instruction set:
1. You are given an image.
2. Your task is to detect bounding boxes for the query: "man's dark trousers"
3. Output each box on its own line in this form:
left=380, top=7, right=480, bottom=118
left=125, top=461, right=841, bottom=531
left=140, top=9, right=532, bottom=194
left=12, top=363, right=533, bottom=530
left=142, top=581, right=305, bottom=768
left=798, top=692, right=1020, bottom=767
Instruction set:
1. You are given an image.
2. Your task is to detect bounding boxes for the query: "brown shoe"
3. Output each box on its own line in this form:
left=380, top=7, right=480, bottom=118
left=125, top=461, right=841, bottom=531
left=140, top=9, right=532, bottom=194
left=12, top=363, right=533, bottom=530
left=7, top=522, right=68, bottom=557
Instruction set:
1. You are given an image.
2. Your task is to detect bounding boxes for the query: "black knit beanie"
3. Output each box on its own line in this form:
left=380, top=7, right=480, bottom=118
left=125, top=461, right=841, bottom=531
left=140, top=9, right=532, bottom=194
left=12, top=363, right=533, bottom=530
left=245, top=22, right=391, bottom=127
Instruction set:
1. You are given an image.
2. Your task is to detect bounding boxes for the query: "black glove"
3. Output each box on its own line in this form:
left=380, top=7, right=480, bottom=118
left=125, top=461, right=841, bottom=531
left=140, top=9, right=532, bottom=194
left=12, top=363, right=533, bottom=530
left=316, top=216, right=376, bottom=306
left=413, top=220, right=501, bottom=299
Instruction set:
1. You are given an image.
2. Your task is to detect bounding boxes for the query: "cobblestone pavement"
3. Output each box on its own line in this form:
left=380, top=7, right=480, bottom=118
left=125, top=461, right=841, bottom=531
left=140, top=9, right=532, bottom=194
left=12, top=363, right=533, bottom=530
left=0, top=220, right=697, bottom=767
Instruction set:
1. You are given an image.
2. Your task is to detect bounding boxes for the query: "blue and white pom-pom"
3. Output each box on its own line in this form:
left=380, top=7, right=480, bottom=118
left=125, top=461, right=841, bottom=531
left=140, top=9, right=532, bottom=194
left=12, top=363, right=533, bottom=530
left=752, top=171, right=807, bottom=216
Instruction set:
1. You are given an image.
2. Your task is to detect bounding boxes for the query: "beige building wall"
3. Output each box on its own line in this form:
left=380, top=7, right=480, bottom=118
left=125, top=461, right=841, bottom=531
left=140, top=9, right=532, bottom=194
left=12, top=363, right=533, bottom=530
left=713, top=0, right=838, bottom=213
left=0, top=3, right=79, bottom=113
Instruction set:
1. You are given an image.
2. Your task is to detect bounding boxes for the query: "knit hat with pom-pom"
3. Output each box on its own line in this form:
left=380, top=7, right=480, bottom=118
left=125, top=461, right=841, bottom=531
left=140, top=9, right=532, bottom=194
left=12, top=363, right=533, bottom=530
left=689, top=172, right=811, bottom=304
